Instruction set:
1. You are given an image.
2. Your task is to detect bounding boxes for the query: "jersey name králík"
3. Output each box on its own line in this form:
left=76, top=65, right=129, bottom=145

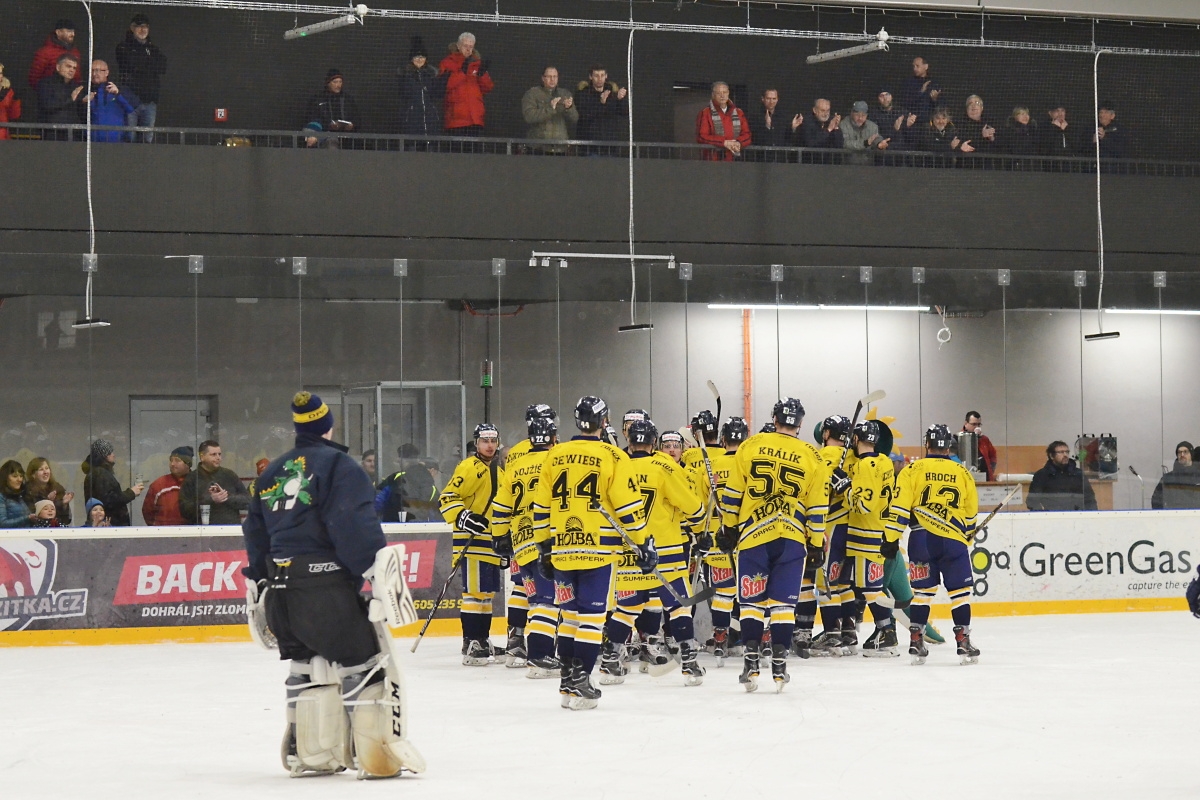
left=721, top=432, right=829, bottom=551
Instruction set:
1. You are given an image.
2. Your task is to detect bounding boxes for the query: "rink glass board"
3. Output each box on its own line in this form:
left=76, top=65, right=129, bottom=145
left=0, top=525, right=462, bottom=634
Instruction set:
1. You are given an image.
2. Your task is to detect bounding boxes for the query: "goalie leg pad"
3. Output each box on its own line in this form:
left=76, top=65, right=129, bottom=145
left=285, top=658, right=351, bottom=776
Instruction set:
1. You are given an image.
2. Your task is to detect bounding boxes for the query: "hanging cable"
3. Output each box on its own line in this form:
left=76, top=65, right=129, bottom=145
left=1093, top=49, right=1112, bottom=331
left=627, top=26, right=636, bottom=327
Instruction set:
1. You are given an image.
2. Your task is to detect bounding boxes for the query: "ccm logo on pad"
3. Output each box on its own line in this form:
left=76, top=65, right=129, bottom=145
left=113, top=551, right=246, bottom=605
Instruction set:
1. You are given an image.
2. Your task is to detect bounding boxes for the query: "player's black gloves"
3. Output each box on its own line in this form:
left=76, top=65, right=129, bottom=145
left=536, top=540, right=554, bottom=581
left=880, top=538, right=900, bottom=559
left=830, top=467, right=851, bottom=495
left=715, top=524, right=738, bottom=553
left=635, top=536, right=658, bottom=574
left=493, top=533, right=514, bottom=557
left=456, top=509, right=489, bottom=535
left=805, top=543, right=825, bottom=569
left=695, top=530, right=714, bottom=552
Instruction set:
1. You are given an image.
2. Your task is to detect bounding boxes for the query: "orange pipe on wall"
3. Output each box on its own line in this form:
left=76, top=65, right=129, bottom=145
left=742, top=309, right=752, bottom=427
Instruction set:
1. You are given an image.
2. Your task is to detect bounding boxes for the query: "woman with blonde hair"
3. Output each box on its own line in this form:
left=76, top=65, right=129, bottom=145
left=25, top=457, right=73, bottom=526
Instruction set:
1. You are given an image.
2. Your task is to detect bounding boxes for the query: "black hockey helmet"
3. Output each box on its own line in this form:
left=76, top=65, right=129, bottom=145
left=772, top=397, right=805, bottom=428
left=721, top=417, right=749, bottom=445
left=528, top=416, right=557, bottom=447
left=573, top=395, right=609, bottom=432
left=926, top=423, right=954, bottom=449
left=760, top=422, right=777, bottom=434
left=627, top=419, right=658, bottom=447
left=473, top=422, right=499, bottom=441
left=525, top=403, right=556, bottom=423
left=692, top=410, right=719, bottom=439
left=622, top=408, right=649, bottom=425
left=821, top=414, right=852, bottom=444
left=852, top=420, right=882, bottom=447
left=659, top=430, right=684, bottom=448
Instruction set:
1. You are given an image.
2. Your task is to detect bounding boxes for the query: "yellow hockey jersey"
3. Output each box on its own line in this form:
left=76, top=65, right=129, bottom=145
left=530, top=436, right=646, bottom=570
left=845, top=452, right=899, bottom=563
left=682, top=444, right=725, bottom=478
left=720, top=432, right=829, bottom=550
left=701, top=449, right=739, bottom=569
left=504, top=438, right=532, bottom=470
left=614, top=451, right=706, bottom=590
left=888, top=455, right=979, bottom=545
left=490, top=444, right=552, bottom=567
left=818, top=444, right=858, bottom=527
left=439, top=455, right=505, bottom=565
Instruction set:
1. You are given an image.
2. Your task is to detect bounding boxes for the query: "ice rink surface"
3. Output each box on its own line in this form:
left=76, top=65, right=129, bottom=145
left=3, top=612, right=1196, bottom=800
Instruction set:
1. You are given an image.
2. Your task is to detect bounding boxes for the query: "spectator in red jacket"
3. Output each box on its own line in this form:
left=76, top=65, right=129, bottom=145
left=962, top=410, right=998, bottom=481
left=142, top=446, right=192, bottom=526
left=0, top=62, right=21, bottom=140
left=28, top=19, right=81, bottom=90
left=438, top=32, right=493, bottom=139
left=696, top=82, right=751, bottom=162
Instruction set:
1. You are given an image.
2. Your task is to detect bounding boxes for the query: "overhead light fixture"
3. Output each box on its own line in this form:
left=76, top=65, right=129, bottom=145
left=1084, top=331, right=1121, bottom=341
left=285, top=4, right=368, bottom=40
left=558, top=259, right=568, bottom=269
left=708, top=303, right=930, bottom=312
left=72, top=253, right=110, bottom=329
left=807, top=29, right=889, bottom=64
left=528, top=256, right=537, bottom=267
left=1104, top=308, right=1200, bottom=316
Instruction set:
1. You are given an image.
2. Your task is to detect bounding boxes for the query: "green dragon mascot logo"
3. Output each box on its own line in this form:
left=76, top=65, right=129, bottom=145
left=259, top=457, right=314, bottom=512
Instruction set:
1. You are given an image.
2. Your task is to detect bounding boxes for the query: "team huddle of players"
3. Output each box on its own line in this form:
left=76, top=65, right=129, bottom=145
left=437, top=395, right=982, bottom=710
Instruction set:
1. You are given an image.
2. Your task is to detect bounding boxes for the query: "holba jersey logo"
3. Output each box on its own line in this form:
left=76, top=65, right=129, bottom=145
left=0, top=539, right=88, bottom=632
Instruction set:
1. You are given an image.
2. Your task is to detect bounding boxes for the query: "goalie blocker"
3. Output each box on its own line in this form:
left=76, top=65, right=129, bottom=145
left=255, top=546, right=425, bottom=779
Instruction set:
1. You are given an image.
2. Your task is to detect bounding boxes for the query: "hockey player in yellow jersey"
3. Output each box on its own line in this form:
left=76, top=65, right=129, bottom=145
left=824, top=420, right=902, bottom=657
left=805, top=415, right=857, bottom=656
left=718, top=397, right=829, bottom=692
left=496, top=404, right=556, bottom=667
left=701, top=417, right=749, bottom=663
left=490, top=414, right=559, bottom=678
left=438, top=423, right=505, bottom=666
left=530, top=396, right=652, bottom=709
left=600, top=419, right=707, bottom=686
left=681, top=409, right=724, bottom=478
left=889, top=424, right=981, bottom=665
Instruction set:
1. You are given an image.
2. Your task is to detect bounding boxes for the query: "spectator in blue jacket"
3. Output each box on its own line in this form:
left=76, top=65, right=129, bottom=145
left=86, top=59, right=137, bottom=142
left=0, top=461, right=35, bottom=528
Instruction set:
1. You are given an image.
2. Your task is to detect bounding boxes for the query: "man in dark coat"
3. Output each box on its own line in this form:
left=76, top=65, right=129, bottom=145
left=398, top=36, right=444, bottom=139
left=82, top=438, right=144, bottom=526
left=1026, top=441, right=1097, bottom=512
left=1152, top=442, right=1200, bottom=510
left=114, top=13, right=167, bottom=142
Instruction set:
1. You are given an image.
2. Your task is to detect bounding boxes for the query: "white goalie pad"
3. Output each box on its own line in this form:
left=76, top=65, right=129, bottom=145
left=345, top=621, right=427, bottom=777
left=246, top=580, right=277, bottom=650
left=366, top=545, right=419, bottom=629
left=285, top=657, right=351, bottom=776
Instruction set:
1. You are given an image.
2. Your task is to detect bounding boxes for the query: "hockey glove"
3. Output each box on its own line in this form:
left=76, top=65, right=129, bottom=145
left=715, top=524, right=739, bottom=554
left=536, top=540, right=555, bottom=581
left=635, top=536, right=659, bottom=574
left=456, top=509, right=489, bottom=535
left=879, top=538, right=900, bottom=559
left=695, top=530, right=714, bottom=552
left=805, top=543, right=825, bottom=570
left=830, top=467, right=851, bottom=495
left=493, top=533, right=514, bottom=557
left=1186, top=568, right=1200, bottom=618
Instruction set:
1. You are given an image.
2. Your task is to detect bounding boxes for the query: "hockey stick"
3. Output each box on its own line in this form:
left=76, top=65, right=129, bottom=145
left=597, top=506, right=717, bottom=607
left=707, top=380, right=722, bottom=428
left=409, top=530, right=477, bottom=653
left=836, top=389, right=887, bottom=470
left=968, top=483, right=1022, bottom=542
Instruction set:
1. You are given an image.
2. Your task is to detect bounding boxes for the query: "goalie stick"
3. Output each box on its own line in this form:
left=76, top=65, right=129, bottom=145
left=596, top=506, right=717, bottom=608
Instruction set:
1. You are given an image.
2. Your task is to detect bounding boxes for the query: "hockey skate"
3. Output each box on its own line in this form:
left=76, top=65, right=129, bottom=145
left=908, top=624, right=929, bottom=665
left=839, top=619, right=859, bottom=657
left=462, top=639, right=491, bottom=666
left=739, top=645, right=760, bottom=693
left=710, top=627, right=729, bottom=667
left=954, top=626, right=980, bottom=665
left=565, top=659, right=602, bottom=710
left=526, top=654, right=561, bottom=679
left=638, top=634, right=677, bottom=677
left=791, top=629, right=813, bottom=659
left=861, top=624, right=900, bottom=658
left=680, top=640, right=705, bottom=687
left=598, top=640, right=628, bottom=685
left=770, top=643, right=790, bottom=693
left=808, top=630, right=843, bottom=657
left=558, top=662, right=572, bottom=708
left=504, top=627, right=527, bottom=668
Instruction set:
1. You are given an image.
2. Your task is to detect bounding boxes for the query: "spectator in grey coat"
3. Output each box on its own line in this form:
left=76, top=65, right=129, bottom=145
left=840, top=100, right=891, bottom=156
left=521, top=65, right=577, bottom=152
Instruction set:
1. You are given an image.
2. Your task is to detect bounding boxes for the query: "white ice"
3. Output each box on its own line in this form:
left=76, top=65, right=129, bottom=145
left=2, top=612, right=1196, bottom=800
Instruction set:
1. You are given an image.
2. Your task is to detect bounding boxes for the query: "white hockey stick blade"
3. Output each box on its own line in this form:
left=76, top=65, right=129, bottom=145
left=371, top=545, right=419, bottom=629
left=859, top=389, right=886, bottom=406
left=706, top=380, right=720, bottom=401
